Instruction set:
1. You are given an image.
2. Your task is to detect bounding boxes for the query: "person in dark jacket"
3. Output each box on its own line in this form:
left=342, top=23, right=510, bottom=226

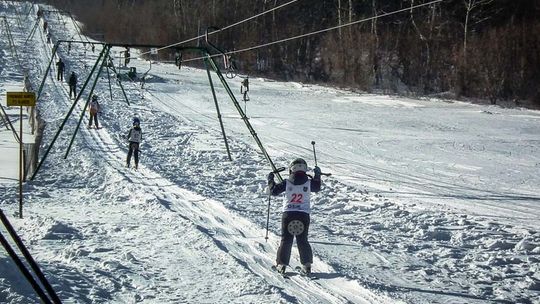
left=56, top=58, right=65, bottom=81
left=124, top=47, right=130, bottom=66
left=126, top=118, right=142, bottom=169
left=68, top=72, right=77, bottom=99
left=88, top=94, right=100, bottom=128
left=267, top=158, right=322, bottom=275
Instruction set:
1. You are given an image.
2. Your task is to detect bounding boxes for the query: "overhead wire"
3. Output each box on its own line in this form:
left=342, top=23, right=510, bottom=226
left=135, top=0, right=301, bottom=57
left=182, top=0, right=445, bottom=63
left=68, top=12, right=91, bottom=46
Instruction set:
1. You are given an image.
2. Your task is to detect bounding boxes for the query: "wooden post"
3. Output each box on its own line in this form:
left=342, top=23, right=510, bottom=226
left=19, top=106, right=23, bottom=218
left=6, top=92, right=36, bottom=218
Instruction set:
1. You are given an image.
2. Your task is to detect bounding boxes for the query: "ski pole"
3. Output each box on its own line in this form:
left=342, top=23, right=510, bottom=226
left=311, top=141, right=317, bottom=167
left=265, top=166, right=285, bottom=242
left=265, top=194, right=271, bottom=242
left=311, top=140, right=332, bottom=176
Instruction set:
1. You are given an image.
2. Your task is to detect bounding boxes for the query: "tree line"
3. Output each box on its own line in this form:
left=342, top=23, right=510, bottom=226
left=39, top=0, right=540, bottom=108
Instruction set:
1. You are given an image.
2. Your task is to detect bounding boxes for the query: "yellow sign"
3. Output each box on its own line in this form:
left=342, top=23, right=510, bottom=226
left=7, top=92, right=36, bottom=107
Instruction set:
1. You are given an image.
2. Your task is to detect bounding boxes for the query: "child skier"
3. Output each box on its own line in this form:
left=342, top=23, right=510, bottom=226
left=88, top=94, right=100, bottom=128
left=68, top=72, right=77, bottom=99
left=126, top=118, right=142, bottom=169
left=56, top=58, right=65, bottom=81
left=267, top=158, right=322, bottom=276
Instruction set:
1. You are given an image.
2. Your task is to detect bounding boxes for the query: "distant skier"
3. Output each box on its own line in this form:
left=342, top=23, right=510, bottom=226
left=56, top=58, right=65, bottom=81
left=241, top=77, right=249, bottom=102
left=124, top=47, right=130, bottom=66
left=175, top=51, right=182, bottom=69
left=88, top=94, right=100, bottom=128
left=126, top=118, right=142, bottom=169
left=68, top=72, right=77, bottom=99
left=267, top=158, right=322, bottom=276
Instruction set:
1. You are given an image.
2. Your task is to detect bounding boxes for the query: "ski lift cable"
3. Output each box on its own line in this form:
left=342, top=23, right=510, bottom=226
left=136, top=0, right=300, bottom=57
left=182, top=0, right=445, bottom=64
left=67, top=12, right=91, bottom=47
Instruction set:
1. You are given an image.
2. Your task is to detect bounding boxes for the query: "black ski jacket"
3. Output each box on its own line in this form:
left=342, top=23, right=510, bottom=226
left=269, top=171, right=321, bottom=196
left=69, top=74, right=77, bottom=86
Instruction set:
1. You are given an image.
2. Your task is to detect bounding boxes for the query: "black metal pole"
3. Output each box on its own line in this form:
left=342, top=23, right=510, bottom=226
left=0, top=210, right=62, bottom=303
left=65, top=45, right=111, bottom=159
left=106, top=56, right=130, bottom=105
left=0, top=102, right=20, bottom=142
left=203, top=56, right=232, bottom=161
left=106, top=65, right=113, bottom=101
left=0, top=231, right=53, bottom=304
left=206, top=56, right=283, bottom=182
left=31, top=45, right=108, bottom=180
left=24, top=19, right=40, bottom=44
left=36, top=41, right=59, bottom=101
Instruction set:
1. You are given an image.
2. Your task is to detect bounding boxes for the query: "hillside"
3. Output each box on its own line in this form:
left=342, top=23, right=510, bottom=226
left=1, top=2, right=540, bottom=303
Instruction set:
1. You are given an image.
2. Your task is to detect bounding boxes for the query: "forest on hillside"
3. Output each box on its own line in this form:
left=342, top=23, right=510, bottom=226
left=38, top=0, right=540, bottom=107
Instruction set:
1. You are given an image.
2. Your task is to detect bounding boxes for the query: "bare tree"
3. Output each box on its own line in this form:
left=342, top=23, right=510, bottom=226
left=40, top=0, right=540, bottom=107
left=337, top=0, right=342, bottom=40
left=462, top=0, right=493, bottom=64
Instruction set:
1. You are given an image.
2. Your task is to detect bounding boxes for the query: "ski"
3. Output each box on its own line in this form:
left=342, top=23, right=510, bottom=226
left=294, top=266, right=318, bottom=280
left=271, top=265, right=290, bottom=279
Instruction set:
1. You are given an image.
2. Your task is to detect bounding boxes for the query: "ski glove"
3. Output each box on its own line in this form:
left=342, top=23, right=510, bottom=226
left=313, top=166, right=321, bottom=177
left=267, top=172, right=274, bottom=182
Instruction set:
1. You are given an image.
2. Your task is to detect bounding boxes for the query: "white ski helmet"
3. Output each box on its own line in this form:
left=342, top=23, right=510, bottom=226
left=289, top=158, right=308, bottom=173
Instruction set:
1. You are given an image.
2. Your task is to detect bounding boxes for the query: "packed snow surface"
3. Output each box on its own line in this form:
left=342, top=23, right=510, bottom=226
left=1, top=2, right=539, bottom=303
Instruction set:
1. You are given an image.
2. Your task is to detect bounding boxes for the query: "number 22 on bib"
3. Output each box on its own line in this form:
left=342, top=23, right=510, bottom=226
left=284, top=181, right=311, bottom=212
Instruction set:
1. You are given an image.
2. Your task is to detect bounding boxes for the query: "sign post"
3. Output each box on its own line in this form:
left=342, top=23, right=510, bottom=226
left=7, top=92, right=36, bottom=219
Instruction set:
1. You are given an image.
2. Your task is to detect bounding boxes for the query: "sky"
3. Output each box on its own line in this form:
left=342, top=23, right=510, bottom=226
left=1, top=1, right=540, bottom=303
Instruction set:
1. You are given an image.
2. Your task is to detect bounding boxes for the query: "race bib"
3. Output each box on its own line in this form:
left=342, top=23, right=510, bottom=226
left=129, top=129, right=142, bottom=142
left=283, top=180, right=311, bottom=213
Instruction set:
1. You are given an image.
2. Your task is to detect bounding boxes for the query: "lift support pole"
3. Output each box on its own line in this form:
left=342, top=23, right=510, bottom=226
left=31, top=45, right=108, bottom=180
left=0, top=232, right=52, bottom=304
left=105, top=55, right=130, bottom=105
left=205, top=55, right=283, bottom=182
left=65, top=45, right=111, bottom=159
left=0, top=209, right=62, bottom=303
left=203, top=56, right=232, bottom=161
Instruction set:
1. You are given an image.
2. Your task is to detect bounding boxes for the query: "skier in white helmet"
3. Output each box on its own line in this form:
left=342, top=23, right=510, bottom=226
left=267, top=158, right=322, bottom=275
left=88, top=94, right=100, bottom=128
left=126, top=117, right=142, bottom=169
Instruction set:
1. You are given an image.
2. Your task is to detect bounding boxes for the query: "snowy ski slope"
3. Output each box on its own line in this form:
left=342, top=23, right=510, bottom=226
left=1, top=2, right=539, bottom=303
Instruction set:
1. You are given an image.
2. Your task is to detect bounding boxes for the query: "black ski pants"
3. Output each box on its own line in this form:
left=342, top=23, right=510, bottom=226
left=69, top=85, right=76, bottom=99
left=88, top=112, right=99, bottom=127
left=276, top=211, right=313, bottom=266
left=127, top=142, right=139, bottom=166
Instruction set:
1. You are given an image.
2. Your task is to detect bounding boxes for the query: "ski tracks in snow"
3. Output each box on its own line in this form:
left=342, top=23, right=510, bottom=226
left=77, top=122, right=397, bottom=303
left=4, top=3, right=539, bottom=303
